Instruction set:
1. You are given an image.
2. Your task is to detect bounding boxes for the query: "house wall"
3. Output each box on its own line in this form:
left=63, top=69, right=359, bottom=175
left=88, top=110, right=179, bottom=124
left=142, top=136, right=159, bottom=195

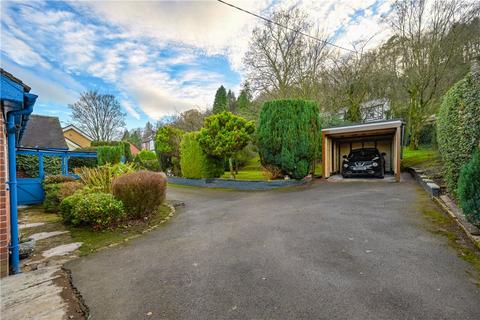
left=0, top=115, right=10, bottom=277
left=63, top=128, right=91, bottom=148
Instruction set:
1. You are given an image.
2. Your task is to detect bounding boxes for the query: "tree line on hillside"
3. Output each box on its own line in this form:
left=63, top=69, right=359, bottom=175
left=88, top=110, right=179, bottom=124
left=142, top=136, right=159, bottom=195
left=68, top=0, right=479, bottom=152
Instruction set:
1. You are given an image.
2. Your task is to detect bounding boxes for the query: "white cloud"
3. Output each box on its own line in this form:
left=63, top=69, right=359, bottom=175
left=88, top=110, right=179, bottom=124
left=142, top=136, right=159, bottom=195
left=121, top=100, right=141, bottom=120
left=0, top=31, right=50, bottom=68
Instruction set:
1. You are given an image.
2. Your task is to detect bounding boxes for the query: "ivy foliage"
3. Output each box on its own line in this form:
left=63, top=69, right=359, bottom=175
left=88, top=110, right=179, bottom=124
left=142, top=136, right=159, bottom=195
left=437, top=72, right=480, bottom=196
left=155, top=126, right=184, bottom=174
left=197, top=112, right=255, bottom=178
left=257, top=99, right=320, bottom=179
left=180, top=132, right=224, bottom=179
left=16, top=155, right=61, bottom=177
left=458, top=149, right=480, bottom=228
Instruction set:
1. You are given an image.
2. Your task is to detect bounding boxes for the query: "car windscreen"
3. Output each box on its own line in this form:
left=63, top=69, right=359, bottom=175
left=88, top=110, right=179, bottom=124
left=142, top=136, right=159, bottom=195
left=348, top=149, right=379, bottom=161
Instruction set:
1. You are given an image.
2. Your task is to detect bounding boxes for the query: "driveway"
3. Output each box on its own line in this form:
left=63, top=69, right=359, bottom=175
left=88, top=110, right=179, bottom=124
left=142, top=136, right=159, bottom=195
left=66, top=175, right=480, bottom=319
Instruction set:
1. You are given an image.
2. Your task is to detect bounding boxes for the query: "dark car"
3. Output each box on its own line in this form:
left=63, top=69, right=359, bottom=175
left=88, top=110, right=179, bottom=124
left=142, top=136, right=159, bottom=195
left=342, top=148, right=385, bottom=178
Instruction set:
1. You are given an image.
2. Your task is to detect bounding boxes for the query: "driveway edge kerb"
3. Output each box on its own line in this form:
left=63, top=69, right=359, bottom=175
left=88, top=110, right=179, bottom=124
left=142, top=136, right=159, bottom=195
left=407, top=167, right=480, bottom=249
left=432, top=197, right=480, bottom=250
left=168, top=176, right=310, bottom=190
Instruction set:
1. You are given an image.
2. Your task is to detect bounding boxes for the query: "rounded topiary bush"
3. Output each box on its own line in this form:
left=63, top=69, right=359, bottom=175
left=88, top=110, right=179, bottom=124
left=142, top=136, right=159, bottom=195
left=112, top=171, right=167, bottom=219
left=437, top=72, right=480, bottom=196
left=180, top=132, right=224, bottom=179
left=257, top=99, right=320, bottom=179
left=458, top=149, right=480, bottom=228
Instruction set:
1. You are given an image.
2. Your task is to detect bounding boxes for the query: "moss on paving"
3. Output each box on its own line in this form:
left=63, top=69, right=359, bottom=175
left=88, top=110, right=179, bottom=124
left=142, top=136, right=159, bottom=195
left=418, top=192, right=480, bottom=286
left=69, top=204, right=173, bottom=255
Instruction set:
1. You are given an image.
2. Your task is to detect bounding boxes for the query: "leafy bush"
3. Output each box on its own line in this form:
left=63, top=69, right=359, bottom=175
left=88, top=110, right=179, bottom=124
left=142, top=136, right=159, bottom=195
left=43, top=179, right=83, bottom=212
left=69, top=192, right=125, bottom=229
left=44, top=183, right=62, bottom=212
left=437, top=72, right=480, bottom=196
left=112, top=171, right=167, bottom=219
left=58, top=181, right=84, bottom=201
left=257, top=99, right=320, bottom=179
left=134, top=150, right=160, bottom=171
left=180, top=132, right=224, bottom=179
left=155, top=126, right=184, bottom=175
left=137, top=150, right=157, bottom=161
left=17, top=155, right=61, bottom=177
left=78, top=163, right=136, bottom=193
left=97, top=145, right=123, bottom=165
left=197, top=112, right=255, bottom=178
left=458, top=149, right=480, bottom=228
left=44, top=175, right=76, bottom=185
left=59, top=192, right=84, bottom=224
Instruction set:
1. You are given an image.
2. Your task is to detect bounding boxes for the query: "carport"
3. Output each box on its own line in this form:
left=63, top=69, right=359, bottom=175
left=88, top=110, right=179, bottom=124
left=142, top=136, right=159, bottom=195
left=322, top=120, right=404, bottom=181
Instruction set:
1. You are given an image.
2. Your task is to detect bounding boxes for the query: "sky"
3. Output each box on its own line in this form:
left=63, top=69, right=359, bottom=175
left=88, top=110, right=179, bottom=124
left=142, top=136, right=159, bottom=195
left=1, top=0, right=394, bottom=129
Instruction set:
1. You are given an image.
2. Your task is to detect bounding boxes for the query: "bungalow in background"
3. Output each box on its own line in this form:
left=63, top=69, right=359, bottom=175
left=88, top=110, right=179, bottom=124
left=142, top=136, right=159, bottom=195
left=63, top=125, right=92, bottom=150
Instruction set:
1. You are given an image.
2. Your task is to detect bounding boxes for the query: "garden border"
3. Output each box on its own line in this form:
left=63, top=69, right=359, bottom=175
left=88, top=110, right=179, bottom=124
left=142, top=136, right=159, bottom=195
left=407, top=166, right=480, bottom=249
left=167, top=176, right=312, bottom=190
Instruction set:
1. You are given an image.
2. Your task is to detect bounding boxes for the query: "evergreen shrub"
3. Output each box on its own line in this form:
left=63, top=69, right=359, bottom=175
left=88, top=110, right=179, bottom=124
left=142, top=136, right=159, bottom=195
left=458, top=149, right=480, bottom=228
left=257, top=99, right=320, bottom=179
left=180, top=132, right=224, bottom=179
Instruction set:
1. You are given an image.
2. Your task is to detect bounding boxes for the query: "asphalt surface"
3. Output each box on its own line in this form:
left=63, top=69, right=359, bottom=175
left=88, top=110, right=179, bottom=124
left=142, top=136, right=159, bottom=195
left=67, top=175, right=480, bottom=319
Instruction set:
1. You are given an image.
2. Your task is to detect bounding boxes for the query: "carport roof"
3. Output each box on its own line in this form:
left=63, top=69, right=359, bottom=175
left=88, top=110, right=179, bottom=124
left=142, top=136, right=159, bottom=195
left=322, top=120, right=403, bottom=135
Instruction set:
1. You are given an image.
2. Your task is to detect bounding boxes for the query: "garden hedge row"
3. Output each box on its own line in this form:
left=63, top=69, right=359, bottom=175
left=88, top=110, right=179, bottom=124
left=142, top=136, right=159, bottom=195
left=437, top=72, right=480, bottom=196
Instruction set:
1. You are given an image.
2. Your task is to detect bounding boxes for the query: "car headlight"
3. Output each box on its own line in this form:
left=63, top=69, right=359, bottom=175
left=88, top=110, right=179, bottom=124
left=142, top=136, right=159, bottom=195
left=372, top=162, right=378, bottom=167
left=343, top=164, right=349, bottom=168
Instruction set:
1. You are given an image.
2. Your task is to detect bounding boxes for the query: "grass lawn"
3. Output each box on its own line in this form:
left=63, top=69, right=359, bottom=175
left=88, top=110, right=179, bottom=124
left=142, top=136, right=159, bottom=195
left=401, top=145, right=444, bottom=181
left=221, top=156, right=267, bottom=181
left=220, top=156, right=323, bottom=180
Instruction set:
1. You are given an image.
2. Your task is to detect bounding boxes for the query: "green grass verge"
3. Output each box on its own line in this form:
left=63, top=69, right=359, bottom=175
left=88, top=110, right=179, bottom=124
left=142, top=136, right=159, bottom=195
left=402, top=146, right=442, bottom=169
left=69, top=204, right=172, bottom=255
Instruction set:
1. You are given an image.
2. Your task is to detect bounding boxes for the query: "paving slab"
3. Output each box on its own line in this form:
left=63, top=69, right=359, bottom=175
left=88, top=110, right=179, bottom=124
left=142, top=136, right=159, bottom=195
left=29, top=231, right=69, bottom=241
left=0, top=266, right=66, bottom=320
left=42, top=243, right=82, bottom=258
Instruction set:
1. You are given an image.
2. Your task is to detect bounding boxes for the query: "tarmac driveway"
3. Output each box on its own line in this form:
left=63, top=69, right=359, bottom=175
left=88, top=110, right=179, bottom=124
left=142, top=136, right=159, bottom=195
left=67, top=175, right=480, bottom=319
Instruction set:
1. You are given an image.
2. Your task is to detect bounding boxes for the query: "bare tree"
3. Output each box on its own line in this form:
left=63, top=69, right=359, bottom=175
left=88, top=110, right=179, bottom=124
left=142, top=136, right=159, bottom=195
left=244, top=9, right=329, bottom=99
left=390, top=0, right=478, bottom=149
left=69, top=91, right=126, bottom=141
left=170, top=109, right=206, bottom=132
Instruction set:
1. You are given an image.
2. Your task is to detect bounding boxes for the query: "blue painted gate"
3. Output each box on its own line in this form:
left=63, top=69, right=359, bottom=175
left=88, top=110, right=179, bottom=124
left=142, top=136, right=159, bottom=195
left=17, top=178, right=44, bottom=205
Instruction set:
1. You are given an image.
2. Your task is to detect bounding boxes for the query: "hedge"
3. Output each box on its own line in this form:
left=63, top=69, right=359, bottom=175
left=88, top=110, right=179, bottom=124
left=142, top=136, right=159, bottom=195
left=180, top=132, right=224, bottom=179
left=257, top=99, right=320, bottom=179
left=112, top=171, right=167, bottom=219
left=97, top=145, right=123, bottom=165
left=437, top=72, right=480, bottom=196
left=458, top=149, right=480, bottom=228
